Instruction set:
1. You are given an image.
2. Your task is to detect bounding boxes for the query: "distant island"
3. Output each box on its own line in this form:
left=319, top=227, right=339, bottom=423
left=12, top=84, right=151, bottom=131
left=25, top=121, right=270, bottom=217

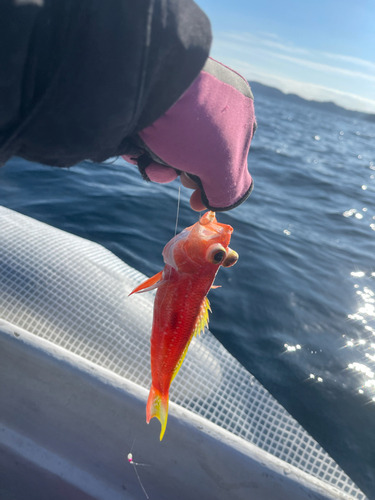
left=248, top=81, right=375, bottom=123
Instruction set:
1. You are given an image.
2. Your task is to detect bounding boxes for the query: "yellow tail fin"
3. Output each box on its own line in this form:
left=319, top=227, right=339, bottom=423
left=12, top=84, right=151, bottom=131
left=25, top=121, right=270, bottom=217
left=146, top=386, right=169, bottom=441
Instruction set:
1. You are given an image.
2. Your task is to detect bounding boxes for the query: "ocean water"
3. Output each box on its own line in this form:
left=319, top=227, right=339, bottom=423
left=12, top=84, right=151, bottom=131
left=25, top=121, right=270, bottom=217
left=1, top=92, right=375, bottom=498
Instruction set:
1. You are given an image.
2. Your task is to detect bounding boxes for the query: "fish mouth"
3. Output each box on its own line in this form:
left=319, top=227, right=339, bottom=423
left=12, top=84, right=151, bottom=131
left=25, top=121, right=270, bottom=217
left=199, top=211, right=233, bottom=241
left=199, top=211, right=216, bottom=226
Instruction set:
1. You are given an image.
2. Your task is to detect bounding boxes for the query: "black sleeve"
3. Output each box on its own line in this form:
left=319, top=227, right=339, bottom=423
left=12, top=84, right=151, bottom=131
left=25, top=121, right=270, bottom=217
left=0, top=0, right=212, bottom=167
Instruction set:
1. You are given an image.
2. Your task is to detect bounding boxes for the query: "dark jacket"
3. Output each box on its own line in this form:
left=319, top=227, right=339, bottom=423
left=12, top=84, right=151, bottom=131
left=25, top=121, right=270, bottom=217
left=0, top=0, right=211, bottom=167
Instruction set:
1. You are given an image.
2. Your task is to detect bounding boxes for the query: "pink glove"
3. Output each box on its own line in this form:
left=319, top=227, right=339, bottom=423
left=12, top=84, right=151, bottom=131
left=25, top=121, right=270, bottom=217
left=123, top=58, right=256, bottom=212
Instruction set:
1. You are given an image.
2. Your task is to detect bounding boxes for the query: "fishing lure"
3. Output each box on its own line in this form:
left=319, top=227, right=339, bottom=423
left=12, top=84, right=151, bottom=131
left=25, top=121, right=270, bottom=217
left=130, top=211, right=238, bottom=440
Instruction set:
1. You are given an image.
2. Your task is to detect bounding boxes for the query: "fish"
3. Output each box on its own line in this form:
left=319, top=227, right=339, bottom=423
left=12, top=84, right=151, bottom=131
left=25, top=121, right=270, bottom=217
left=129, top=211, right=238, bottom=440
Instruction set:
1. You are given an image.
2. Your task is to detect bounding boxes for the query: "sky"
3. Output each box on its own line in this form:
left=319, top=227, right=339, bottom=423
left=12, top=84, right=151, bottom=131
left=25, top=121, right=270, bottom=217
left=198, top=0, right=375, bottom=113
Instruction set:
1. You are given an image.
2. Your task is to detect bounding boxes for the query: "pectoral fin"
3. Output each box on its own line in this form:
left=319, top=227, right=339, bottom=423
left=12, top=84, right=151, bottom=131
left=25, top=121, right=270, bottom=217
left=129, top=270, right=163, bottom=296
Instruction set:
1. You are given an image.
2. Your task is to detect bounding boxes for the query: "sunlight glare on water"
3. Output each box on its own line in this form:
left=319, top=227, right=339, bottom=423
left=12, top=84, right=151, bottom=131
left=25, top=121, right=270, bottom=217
left=345, top=274, right=375, bottom=404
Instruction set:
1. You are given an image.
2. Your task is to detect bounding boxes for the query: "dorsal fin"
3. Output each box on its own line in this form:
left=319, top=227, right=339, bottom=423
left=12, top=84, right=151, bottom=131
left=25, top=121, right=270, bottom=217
left=193, top=296, right=211, bottom=338
left=171, top=296, right=211, bottom=382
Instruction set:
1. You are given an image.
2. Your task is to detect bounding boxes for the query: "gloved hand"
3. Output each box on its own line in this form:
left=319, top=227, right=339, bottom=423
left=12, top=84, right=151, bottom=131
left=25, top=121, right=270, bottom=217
left=123, top=58, right=256, bottom=212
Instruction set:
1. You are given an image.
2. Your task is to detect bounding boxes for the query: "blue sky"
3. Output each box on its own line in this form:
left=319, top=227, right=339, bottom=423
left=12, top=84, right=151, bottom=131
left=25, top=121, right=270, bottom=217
left=198, top=0, right=375, bottom=113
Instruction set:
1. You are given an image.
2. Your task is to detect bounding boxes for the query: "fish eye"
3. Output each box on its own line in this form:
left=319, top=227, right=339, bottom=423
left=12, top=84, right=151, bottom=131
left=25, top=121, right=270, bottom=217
left=213, top=250, right=225, bottom=262
left=206, top=244, right=227, bottom=265
left=222, top=249, right=239, bottom=268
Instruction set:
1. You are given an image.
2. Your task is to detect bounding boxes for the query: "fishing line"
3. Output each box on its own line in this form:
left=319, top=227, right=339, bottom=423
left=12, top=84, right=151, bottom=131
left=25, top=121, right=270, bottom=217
left=174, top=186, right=181, bottom=237
left=127, top=437, right=150, bottom=499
